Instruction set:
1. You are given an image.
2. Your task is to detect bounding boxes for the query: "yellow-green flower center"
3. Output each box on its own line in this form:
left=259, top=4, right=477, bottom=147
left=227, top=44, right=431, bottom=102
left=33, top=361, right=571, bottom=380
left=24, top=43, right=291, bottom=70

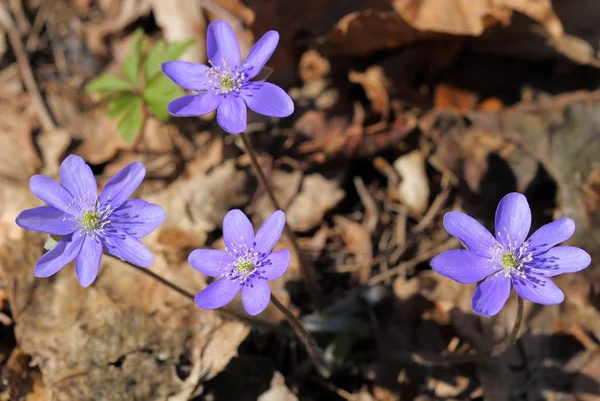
left=220, top=75, right=235, bottom=91
left=235, top=259, right=256, bottom=274
left=502, top=252, right=519, bottom=269
left=81, top=210, right=101, bottom=231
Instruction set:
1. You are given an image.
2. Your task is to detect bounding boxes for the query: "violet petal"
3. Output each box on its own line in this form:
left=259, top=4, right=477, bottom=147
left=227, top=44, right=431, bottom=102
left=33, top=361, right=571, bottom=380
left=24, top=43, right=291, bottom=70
left=527, top=217, right=575, bottom=255
left=29, top=175, right=74, bottom=214
left=188, top=249, right=235, bottom=277
left=260, top=249, right=290, bottom=280
left=528, top=246, right=591, bottom=277
left=102, top=230, right=154, bottom=267
left=34, top=232, right=84, bottom=278
left=222, top=209, right=255, bottom=250
left=162, top=61, right=210, bottom=91
left=243, top=31, right=279, bottom=79
left=241, top=82, right=294, bottom=118
left=16, top=206, right=75, bottom=235
left=431, top=249, right=497, bottom=284
left=75, top=235, right=103, bottom=287
left=195, top=278, right=241, bottom=309
left=241, top=279, right=271, bottom=315
left=59, top=155, right=98, bottom=209
left=110, top=199, right=166, bottom=239
left=513, top=274, right=564, bottom=305
left=216, top=95, right=247, bottom=134
left=254, top=210, right=285, bottom=256
left=494, top=192, right=531, bottom=249
left=99, top=162, right=145, bottom=209
left=168, top=92, right=221, bottom=117
left=207, top=20, right=241, bottom=67
left=472, top=272, right=511, bottom=317
left=443, top=211, right=495, bottom=257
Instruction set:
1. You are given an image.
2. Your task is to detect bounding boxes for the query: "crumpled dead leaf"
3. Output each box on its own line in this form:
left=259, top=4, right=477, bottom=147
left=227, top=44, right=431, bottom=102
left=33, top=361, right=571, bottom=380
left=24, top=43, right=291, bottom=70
left=349, top=66, right=390, bottom=120
left=84, top=0, right=152, bottom=54
left=394, top=151, right=430, bottom=215
left=334, top=215, right=373, bottom=282
left=257, top=372, right=298, bottom=401
left=1, top=228, right=249, bottom=401
left=150, top=0, right=206, bottom=63
left=321, top=9, right=425, bottom=56
left=392, top=0, right=563, bottom=37
left=286, top=173, right=345, bottom=232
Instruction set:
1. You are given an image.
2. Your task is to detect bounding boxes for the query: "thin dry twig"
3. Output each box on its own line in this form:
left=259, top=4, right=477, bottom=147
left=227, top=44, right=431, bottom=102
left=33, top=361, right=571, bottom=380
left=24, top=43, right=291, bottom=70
left=368, top=237, right=460, bottom=285
left=240, top=132, right=321, bottom=302
left=0, top=2, right=57, bottom=132
left=412, top=172, right=452, bottom=234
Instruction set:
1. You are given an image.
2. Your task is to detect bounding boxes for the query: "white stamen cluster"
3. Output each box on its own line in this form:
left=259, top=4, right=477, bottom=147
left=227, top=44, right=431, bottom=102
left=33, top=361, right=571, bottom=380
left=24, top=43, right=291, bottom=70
left=224, top=238, right=264, bottom=284
left=63, top=193, right=113, bottom=236
left=490, top=229, right=533, bottom=278
left=205, top=59, right=246, bottom=95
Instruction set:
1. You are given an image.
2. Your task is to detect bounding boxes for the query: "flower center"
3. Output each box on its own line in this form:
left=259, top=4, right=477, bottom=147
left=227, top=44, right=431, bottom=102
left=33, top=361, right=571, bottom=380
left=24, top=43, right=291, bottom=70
left=503, top=252, right=519, bottom=268
left=206, top=60, right=246, bottom=94
left=223, top=241, right=264, bottom=284
left=81, top=210, right=101, bottom=231
left=491, top=230, right=533, bottom=278
left=64, top=196, right=113, bottom=236
left=235, top=258, right=256, bottom=274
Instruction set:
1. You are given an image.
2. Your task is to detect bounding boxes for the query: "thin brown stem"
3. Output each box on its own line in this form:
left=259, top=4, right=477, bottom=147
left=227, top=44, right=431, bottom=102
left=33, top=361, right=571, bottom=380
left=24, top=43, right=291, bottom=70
left=400, top=297, right=525, bottom=366
left=270, top=293, right=331, bottom=377
left=0, top=3, right=56, bottom=132
left=239, top=132, right=320, bottom=301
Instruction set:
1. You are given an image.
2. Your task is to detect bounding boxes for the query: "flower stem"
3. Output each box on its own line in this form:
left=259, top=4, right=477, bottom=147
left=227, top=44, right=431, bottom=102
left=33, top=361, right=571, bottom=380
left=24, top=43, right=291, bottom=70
left=239, top=132, right=320, bottom=302
left=124, top=262, right=285, bottom=334
left=406, top=297, right=524, bottom=366
left=270, top=293, right=331, bottom=377
left=124, top=261, right=330, bottom=375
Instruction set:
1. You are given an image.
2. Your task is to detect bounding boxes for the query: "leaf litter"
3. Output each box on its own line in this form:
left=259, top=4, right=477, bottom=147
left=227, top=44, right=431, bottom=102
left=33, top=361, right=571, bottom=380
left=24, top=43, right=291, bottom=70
left=0, top=0, right=600, bottom=400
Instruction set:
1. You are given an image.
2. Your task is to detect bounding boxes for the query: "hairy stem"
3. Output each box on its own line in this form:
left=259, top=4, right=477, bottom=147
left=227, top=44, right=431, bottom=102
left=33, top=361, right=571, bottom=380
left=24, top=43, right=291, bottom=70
left=404, top=297, right=524, bottom=366
left=270, top=293, right=331, bottom=377
left=239, top=132, right=320, bottom=302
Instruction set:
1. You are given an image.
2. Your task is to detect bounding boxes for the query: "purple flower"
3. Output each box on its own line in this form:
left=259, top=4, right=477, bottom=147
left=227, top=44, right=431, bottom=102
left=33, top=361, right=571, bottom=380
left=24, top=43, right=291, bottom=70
left=15, top=155, right=166, bottom=287
left=431, top=192, right=591, bottom=317
left=162, top=20, right=294, bottom=134
left=189, top=209, right=290, bottom=315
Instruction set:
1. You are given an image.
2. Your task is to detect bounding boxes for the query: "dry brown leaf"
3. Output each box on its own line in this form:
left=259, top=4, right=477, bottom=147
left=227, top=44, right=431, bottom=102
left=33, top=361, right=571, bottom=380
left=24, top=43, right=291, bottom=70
left=392, top=0, right=563, bottom=37
left=152, top=159, right=250, bottom=247
left=349, top=66, right=390, bottom=119
left=321, top=9, right=425, bottom=56
left=394, top=151, right=430, bottom=215
left=299, top=50, right=331, bottom=82
left=433, top=84, right=478, bottom=113
left=1, top=232, right=249, bottom=401
left=150, top=0, right=206, bottom=63
left=84, top=0, right=152, bottom=54
left=0, top=94, right=40, bottom=183
left=254, top=169, right=303, bottom=222
left=287, top=173, right=345, bottom=232
left=257, top=372, right=298, bottom=401
left=334, top=215, right=373, bottom=282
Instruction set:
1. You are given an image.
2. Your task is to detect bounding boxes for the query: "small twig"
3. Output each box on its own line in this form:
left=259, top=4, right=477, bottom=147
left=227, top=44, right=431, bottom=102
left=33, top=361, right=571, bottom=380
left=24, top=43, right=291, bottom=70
left=0, top=2, right=56, bottom=132
left=404, top=297, right=525, bottom=366
left=25, top=0, right=53, bottom=51
left=270, top=293, right=331, bottom=377
left=240, top=132, right=321, bottom=302
left=412, top=172, right=452, bottom=234
left=368, top=237, right=460, bottom=285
